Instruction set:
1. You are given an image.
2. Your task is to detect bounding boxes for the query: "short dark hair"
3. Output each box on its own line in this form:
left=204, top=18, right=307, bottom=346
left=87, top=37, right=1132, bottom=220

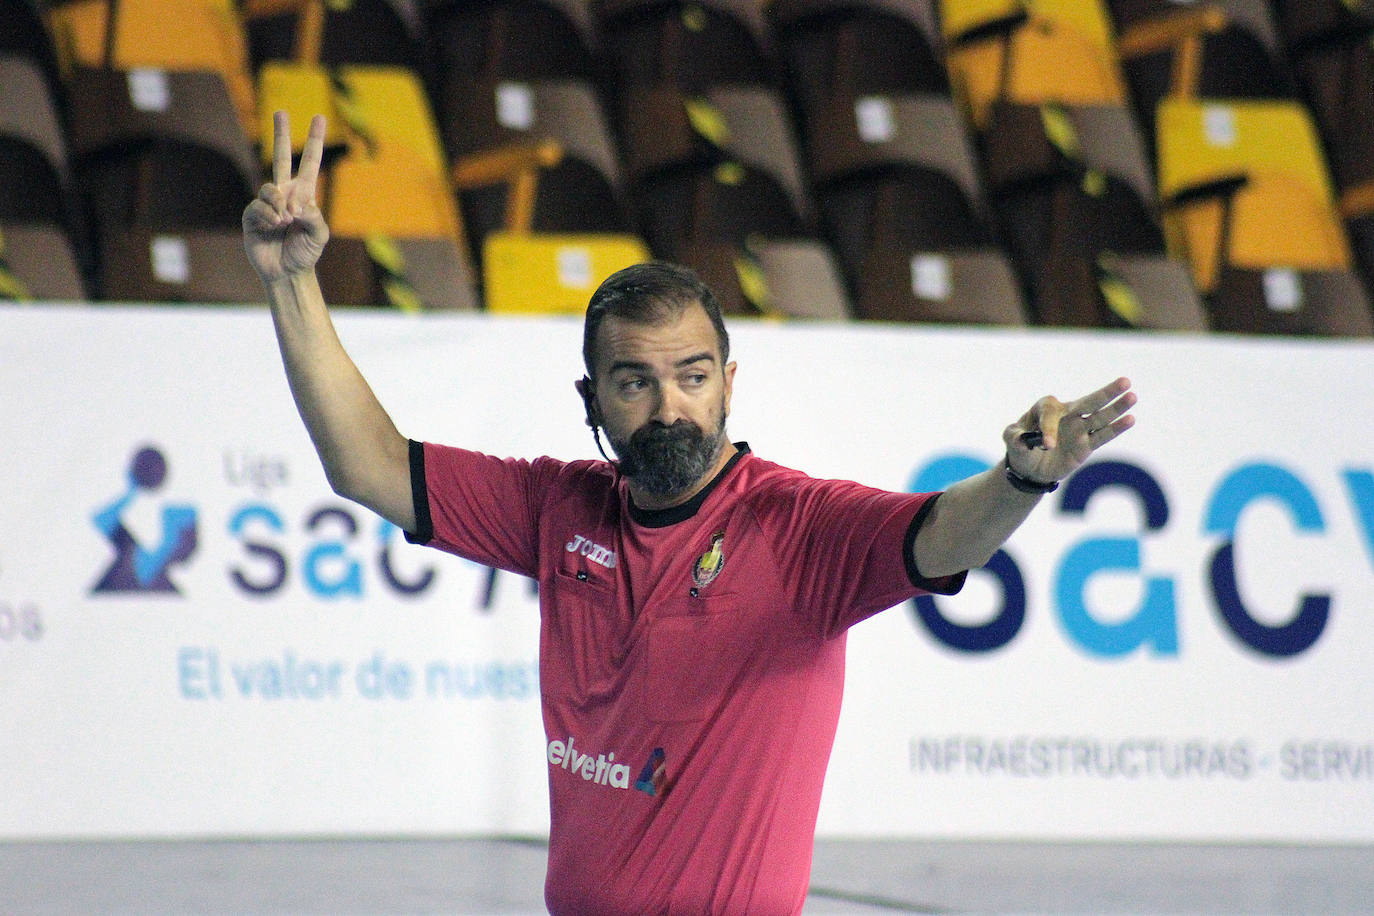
left=582, top=262, right=730, bottom=377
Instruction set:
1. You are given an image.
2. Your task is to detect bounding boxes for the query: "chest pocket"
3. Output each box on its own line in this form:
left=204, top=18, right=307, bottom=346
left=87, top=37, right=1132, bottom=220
left=547, top=567, right=631, bottom=711
left=642, top=593, right=763, bottom=724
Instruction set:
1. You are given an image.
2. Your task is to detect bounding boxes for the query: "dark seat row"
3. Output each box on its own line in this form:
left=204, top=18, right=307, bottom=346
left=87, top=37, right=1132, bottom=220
left=0, top=0, right=1371, bottom=338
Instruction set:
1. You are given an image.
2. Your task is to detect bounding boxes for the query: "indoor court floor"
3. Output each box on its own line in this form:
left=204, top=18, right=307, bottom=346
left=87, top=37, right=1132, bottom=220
left=4, top=836, right=1372, bottom=914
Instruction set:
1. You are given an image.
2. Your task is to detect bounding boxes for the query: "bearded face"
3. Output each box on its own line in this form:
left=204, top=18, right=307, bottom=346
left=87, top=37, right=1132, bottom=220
left=588, top=302, right=737, bottom=505
left=606, top=405, right=728, bottom=498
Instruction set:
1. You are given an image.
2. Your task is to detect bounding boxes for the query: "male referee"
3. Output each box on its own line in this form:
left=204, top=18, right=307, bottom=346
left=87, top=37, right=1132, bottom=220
left=243, top=112, right=1136, bottom=915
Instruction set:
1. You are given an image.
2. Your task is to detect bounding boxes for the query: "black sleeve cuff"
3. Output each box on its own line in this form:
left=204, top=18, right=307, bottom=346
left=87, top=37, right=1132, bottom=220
left=403, top=439, right=434, bottom=545
left=902, top=493, right=968, bottom=595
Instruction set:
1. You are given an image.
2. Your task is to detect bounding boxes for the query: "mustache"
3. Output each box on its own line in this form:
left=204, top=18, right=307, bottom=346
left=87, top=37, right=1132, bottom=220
left=630, top=420, right=703, bottom=446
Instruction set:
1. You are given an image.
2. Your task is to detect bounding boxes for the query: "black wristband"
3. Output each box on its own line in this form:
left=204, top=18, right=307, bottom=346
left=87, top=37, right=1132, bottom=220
left=1003, top=455, right=1059, bottom=494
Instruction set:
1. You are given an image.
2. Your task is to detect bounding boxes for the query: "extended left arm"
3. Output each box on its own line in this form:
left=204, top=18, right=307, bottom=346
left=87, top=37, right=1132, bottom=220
left=913, top=377, right=1137, bottom=578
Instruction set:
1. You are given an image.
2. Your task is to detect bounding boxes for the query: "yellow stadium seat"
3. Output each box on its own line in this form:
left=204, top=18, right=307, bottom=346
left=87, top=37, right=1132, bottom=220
left=255, top=61, right=346, bottom=156
left=1155, top=97, right=1349, bottom=291
left=482, top=232, right=651, bottom=314
left=944, top=0, right=1121, bottom=54
left=256, top=61, right=464, bottom=245
left=256, top=62, right=447, bottom=173
left=1154, top=96, right=1370, bottom=335
left=942, top=0, right=1128, bottom=128
left=1155, top=98, right=1333, bottom=203
left=328, top=140, right=463, bottom=241
left=332, top=65, right=449, bottom=180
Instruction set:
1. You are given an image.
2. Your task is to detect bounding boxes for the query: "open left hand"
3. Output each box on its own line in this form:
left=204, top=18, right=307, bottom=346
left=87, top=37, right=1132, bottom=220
left=1004, top=377, right=1137, bottom=486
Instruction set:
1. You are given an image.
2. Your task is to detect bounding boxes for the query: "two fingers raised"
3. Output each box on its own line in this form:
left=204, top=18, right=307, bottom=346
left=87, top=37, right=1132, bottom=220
left=266, top=110, right=327, bottom=219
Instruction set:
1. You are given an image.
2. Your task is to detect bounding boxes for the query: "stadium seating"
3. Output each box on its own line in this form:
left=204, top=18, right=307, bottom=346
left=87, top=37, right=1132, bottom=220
left=771, top=1, right=1027, bottom=323
left=439, top=77, right=630, bottom=240
left=595, top=0, right=777, bottom=90
left=315, top=234, right=479, bottom=311
left=937, top=1, right=1215, bottom=329
left=62, top=67, right=260, bottom=300
left=1, top=0, right=1363, bottom=335
left=942, top=0, right=1129, bottom=130
left=425, top=0, right=602, bottom=85
left=616, top=84, right=853, bottom=318
left=425, top=0, right=640, bottom=316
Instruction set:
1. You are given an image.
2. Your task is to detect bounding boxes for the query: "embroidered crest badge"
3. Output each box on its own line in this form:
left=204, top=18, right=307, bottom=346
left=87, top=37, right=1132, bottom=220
left=692, top=532, right=726, bottom=588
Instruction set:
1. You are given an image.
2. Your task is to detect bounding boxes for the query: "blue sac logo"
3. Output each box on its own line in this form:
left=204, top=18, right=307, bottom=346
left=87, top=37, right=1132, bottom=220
left=908, top=453, right=1374, bottom=661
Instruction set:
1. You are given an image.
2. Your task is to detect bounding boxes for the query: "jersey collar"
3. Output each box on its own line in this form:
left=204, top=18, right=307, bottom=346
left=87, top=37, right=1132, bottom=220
left=627, top=442, right=751, bottom=528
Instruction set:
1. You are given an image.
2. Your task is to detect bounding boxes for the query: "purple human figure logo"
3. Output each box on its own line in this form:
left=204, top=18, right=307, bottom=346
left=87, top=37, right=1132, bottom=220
left=91, top=446, right=198, bottom=594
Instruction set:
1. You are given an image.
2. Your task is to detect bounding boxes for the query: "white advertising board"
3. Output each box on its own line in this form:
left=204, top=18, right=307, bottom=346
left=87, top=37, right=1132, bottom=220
left=2, top=304, right=1372, bottom=842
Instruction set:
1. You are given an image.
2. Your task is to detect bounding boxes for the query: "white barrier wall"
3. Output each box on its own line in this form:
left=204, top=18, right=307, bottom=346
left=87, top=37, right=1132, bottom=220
left=3, top=304, right=1373, bottom=842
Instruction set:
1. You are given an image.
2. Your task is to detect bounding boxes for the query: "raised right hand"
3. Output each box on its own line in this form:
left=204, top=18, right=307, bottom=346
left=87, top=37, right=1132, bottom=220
left=242, top=110, right=329, bottom=284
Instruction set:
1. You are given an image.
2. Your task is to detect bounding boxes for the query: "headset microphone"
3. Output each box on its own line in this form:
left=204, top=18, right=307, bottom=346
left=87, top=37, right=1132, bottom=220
left=579, top=376, right=615, bottom=464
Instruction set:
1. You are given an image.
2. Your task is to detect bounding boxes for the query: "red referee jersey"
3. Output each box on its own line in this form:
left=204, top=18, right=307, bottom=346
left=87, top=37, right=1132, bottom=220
left=407, top=441, right=964, bottom=915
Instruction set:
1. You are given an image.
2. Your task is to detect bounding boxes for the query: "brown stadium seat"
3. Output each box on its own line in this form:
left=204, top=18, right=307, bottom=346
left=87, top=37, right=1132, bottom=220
left=0, top=223, right=88, bottom=301
left=616, top=84, right=809, bottom=213
left=440, top=77, right=635, bottom=262
left=983, top=103, right=1206, bottom=329
left=770, top=0, right=949, bottom=112
left=1273, top=0, right=1374, bottom=296
left=424, top=0, right=628, bottom=282
left=240, top=0, right=425, bottom=73
left=1273, top=0, right=1374, bottom=48
left=427, top=19, right=654, bottom=314
left=1099, top=253, right=1208, bottom=331
left=856, top=248, right=1028, bottom=325
left=615, top=83, right=851, bottom=318
left=425, top=0, right=602, bottom=84
left=796, top=90, right=1027, bottom=324
left=0, top=56, right=83, bottom=242
left=594, top=0, right=777, bottom=91
left=97, top=228, right=262, bottom=303
left=1110, top=0, right=1291, bottom=146
left=46, top=0, right=258, bottom=140
left=749, top=238, right=851, bottom=320
left=1, top=0, right=64, bottom=105
left=770, top=0, right=1022, bottom=323
left=315, top=235, right=479, bottom=311
left=66, top=66, right=259, bottom=288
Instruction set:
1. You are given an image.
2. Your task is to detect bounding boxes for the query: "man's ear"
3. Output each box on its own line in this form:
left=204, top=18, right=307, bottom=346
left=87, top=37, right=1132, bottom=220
left=575, top=376, right=599, bottom=428
left=723, top=360, right=737, bottom=417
